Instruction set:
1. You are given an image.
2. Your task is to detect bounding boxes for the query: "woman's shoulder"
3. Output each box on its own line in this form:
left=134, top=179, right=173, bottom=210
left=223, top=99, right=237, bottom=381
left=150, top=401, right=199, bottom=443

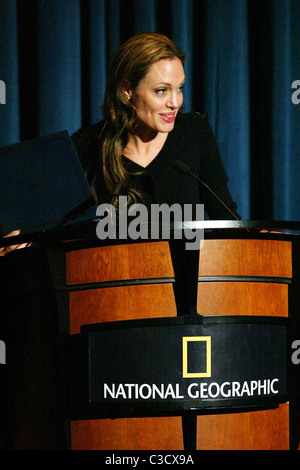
left=175, top=111, right=210, bottom=133
left=71, top=120, right=105, bottom=166
left=173, top=112, right=215, bottom=148
left=72, top=120, right=104, bottom=148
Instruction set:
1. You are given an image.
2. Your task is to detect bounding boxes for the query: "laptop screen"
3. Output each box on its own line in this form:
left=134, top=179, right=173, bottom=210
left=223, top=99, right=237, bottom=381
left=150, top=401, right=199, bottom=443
left=0, top=131, right=96, bottom=234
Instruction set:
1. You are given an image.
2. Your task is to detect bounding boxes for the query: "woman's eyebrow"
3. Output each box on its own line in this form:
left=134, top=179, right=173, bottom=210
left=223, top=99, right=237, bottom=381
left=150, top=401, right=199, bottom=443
left=153, top=78, right=186, bottom=87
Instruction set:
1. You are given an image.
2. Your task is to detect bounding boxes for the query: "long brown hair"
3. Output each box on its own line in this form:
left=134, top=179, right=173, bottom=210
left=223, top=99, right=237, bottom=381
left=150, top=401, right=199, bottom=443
left=100, top=32, right=185, bottom=206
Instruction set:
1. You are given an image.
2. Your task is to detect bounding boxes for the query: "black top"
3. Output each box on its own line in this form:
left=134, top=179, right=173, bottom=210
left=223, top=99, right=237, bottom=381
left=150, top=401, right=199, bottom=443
left=72, top=112, right=239, bottom=220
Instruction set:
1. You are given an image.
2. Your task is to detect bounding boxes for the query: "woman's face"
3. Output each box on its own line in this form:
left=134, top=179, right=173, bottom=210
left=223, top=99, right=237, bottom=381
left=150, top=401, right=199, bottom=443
left=126, top=58, right=185, bottom=137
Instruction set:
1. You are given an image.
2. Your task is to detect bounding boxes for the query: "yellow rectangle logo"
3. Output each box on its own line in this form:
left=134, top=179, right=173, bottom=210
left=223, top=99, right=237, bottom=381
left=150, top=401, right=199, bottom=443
left=182, top=336, right=211, bottom=378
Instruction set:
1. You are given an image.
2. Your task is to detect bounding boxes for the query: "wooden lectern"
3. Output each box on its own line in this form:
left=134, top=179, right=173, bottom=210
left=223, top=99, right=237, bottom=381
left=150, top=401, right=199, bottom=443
left=0, top=221, right=299, bottom=450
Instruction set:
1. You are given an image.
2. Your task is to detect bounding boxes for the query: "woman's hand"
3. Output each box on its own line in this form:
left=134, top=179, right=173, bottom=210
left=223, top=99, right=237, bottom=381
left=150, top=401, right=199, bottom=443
left=0, top=230, right=31, bottom=256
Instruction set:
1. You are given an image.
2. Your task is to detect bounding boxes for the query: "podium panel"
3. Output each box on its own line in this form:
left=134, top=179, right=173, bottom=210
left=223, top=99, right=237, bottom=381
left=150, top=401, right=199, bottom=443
left=2, top=217, right=299, bottom=450
left=65, top=234, right=297, bottom=450
left=70, top=405, right=290, bottom=451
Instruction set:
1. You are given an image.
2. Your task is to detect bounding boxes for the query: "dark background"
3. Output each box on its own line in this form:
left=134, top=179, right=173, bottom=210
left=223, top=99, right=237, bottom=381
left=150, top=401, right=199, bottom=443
left=1, top=0, right=299, bottom=221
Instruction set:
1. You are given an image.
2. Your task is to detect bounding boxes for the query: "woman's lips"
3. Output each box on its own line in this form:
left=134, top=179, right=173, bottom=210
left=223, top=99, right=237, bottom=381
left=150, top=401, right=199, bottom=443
left=159, top=113, right=176, bottom=123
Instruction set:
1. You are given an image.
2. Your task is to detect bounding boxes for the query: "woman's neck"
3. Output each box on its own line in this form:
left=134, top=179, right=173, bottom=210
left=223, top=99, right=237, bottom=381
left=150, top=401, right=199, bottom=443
left=123, top=131, right=168, bottom=168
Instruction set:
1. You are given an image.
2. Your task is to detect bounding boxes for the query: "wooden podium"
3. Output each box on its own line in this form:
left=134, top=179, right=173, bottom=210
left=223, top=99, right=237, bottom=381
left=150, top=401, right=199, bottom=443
left=1, top=221, right=299, bottom=450
left=56, top=221, right=299, bottom=450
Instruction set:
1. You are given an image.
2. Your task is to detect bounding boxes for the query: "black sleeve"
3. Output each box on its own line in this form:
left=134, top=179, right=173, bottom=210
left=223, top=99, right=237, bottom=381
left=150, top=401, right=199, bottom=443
left=71, top=123, right=102, bottom=182
left=71, top=122, right=109, bottom=204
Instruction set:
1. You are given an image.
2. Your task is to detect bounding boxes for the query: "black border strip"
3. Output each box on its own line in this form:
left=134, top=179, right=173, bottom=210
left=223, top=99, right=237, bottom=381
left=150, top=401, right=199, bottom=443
left=61, top=277, right=175, bottom=291
left=198, top=276, right=292, bottom=284
left=1, top=220, right=300, bottom=248
left=81, top=314, right=290, bottom=333
left=60, top=275, right=292, bottom=291
left=70, top=395, right=289, bottom=421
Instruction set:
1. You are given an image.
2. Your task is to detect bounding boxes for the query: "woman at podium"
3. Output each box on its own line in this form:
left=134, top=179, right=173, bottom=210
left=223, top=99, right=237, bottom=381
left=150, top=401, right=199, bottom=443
left=72, top=32, right=239, bottom=221
left=0, top=32, right=239, bottom=256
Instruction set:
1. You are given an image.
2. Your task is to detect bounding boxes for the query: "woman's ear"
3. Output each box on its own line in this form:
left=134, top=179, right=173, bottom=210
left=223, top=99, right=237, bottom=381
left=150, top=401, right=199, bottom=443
left=123, top=80, right=133, bottom=101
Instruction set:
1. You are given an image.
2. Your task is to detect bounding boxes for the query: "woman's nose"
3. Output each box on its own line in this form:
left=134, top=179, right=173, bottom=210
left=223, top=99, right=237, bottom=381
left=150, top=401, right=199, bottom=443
left=166, top=91, right=181, bottom=109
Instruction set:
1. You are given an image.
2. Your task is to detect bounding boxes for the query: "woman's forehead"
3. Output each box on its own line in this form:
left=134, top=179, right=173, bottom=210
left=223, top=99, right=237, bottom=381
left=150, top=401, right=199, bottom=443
left=142, top=58, right=185, bottom=86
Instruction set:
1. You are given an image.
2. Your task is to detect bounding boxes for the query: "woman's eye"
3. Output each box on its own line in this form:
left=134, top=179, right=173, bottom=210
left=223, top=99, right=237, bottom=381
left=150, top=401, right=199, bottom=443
left=155, top=88, right=167, bottom=95
left=155, top=85, right=184, bottom=95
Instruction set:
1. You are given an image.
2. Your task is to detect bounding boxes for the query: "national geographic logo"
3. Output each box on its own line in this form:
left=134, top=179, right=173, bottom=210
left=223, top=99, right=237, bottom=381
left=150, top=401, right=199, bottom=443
left=182, top=336, right=211, bottom=378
